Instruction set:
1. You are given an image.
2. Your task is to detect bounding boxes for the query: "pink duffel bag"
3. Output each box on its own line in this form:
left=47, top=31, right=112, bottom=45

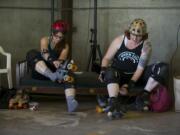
left=149, top=85, right=172, bottom=112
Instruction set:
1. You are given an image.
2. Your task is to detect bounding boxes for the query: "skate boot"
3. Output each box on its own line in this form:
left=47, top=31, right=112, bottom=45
left=96, top=95, right=108, bottom=113
left=97, top=95, right=108, bottom=108
left=136, top=91, right=150, bottom=111
left=55, top=60, right=77, bottom=83
left=105, top=97, right=126, bottom=120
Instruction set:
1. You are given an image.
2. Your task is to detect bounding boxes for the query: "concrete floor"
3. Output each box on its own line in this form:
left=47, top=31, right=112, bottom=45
left=0, top=95, right=180, bottom=135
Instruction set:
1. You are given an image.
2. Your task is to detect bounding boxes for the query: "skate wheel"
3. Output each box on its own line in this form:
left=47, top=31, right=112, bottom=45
left=67, top=64, right=78, bottom=71
left=64, top=75, right=74, bottom=82
left=107, top=111, right=113, bottom=119
left=71, top=65, right=78, bottom=71
left=107, top=111, right=123, bottom=120
left=67, top=64, right=73, bottom=70
left=96, top=105, right=104, bottom=113
left=143, top=106, right=149, bottom=111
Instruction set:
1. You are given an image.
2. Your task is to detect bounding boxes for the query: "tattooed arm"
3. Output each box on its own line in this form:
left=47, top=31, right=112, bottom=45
left=131, top=40, right=152, bottom=82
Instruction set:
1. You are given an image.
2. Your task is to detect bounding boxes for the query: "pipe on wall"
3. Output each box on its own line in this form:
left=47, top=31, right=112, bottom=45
left=1, top=6, right=180, bottom=11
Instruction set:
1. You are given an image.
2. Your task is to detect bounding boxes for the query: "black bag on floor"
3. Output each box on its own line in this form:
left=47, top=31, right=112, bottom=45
left=0, top=87, right=16, bottom=109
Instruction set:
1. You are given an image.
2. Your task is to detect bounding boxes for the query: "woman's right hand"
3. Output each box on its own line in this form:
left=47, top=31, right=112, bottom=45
left=53, top=60, right=62, bottom=69
left=98, top=70, right=105, bottom=82
left=98, top=67, right=107, bottom=82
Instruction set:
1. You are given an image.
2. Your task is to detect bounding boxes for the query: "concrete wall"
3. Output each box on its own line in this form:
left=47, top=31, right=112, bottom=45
left=72, top=0, right=180, bottom=74
left=0, top=0, right=61, bottom=87
left=0, top=0, right=180, bottom=87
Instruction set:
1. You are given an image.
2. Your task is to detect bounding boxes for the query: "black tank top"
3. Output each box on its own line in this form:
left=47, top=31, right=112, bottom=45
left=112, top=37, right=143, bottom=73
left=48, top=41, right=59, bottom=59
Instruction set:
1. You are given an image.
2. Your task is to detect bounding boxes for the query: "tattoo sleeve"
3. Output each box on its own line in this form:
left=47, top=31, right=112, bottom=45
left=138, top=41, right=152, bottom=69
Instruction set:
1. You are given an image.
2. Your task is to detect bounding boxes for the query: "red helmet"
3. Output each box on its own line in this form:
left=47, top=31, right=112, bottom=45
left=52, top=20, right=69, bottom=33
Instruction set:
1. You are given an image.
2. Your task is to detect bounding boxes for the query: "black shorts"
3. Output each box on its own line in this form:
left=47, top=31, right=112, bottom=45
left=26, top=49, right=56, bottom=80
left=112, top=64, right=154, bottom=87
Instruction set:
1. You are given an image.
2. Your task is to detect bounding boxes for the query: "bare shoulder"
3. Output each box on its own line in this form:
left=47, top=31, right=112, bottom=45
left=64, top=43, right=70, bottom=49
left=110, top=35, right=124, bottom=49
left=40, top=36, right=49, bottom=48
left=40, top=36, right=49, bottom=44
left=113, top=35, right=124, bottom=43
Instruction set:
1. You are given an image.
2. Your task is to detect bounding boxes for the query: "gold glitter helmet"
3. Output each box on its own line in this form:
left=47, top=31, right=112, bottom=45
left=129, top=18, right=147, bottom=36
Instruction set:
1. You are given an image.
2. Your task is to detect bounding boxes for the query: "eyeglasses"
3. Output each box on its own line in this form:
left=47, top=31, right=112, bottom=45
left=54, top=34, right=63, bottom=40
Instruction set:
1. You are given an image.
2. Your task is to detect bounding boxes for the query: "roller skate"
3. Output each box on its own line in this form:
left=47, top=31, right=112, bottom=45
left=135, top=91, right=150, bottom=111
left=105, top=97, right=126, bottom=120
left=63, top=74, right=74, bottom=83
left=56, top=59, right=78, bottom=83
left=9, top=89, right=29, bottom=109
left=96, top=95, right=108, bottom=113
left=66, top=60, right=78, bottom=72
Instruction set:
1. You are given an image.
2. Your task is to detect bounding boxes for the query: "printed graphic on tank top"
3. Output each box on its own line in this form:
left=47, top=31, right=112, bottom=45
left=112, top=38, right=143, bottom=73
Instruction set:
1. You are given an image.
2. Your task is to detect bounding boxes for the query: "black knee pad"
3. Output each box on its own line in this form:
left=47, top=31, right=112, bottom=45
left=104, top=68, right=120, bottom=83
left=26, top=49, right=43, bottom=68
left=151, top=62, right=169, bottom=84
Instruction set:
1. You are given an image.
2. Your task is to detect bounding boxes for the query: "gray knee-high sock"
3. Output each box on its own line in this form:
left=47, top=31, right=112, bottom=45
left=35, top=61, right=61, bottom=81
left=65, top=88, right=78, bottom=112
left=44, top=68, right=58, bottom=81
